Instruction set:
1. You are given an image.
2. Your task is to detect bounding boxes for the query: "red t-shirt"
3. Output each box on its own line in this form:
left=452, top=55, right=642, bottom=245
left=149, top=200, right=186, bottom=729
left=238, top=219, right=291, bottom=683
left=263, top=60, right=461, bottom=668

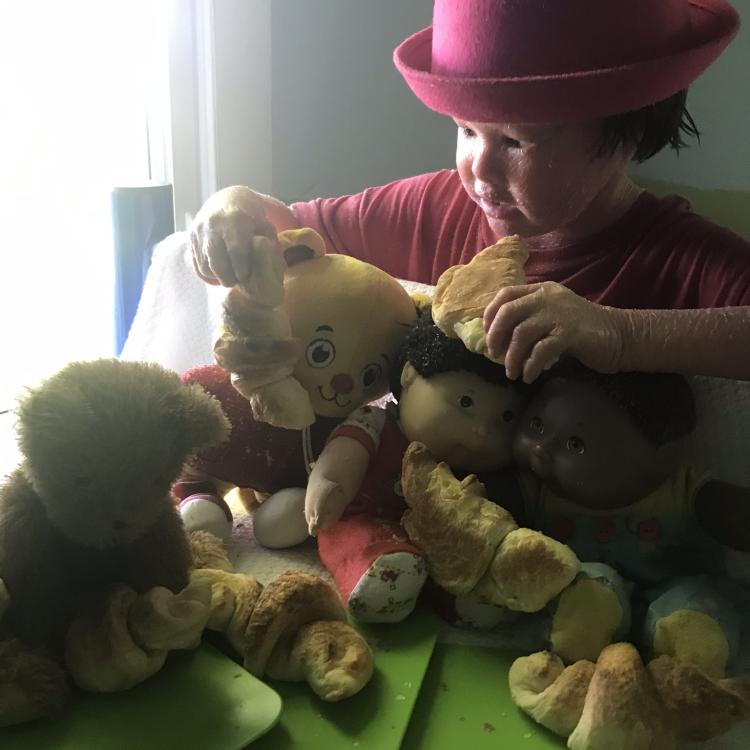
left=291, top=169, right=750, bottom=309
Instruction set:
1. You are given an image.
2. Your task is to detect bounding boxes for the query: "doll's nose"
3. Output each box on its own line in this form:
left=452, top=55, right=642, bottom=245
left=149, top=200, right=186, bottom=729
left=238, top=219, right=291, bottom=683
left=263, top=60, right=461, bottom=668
left=330, top=373, right=355, bottom=394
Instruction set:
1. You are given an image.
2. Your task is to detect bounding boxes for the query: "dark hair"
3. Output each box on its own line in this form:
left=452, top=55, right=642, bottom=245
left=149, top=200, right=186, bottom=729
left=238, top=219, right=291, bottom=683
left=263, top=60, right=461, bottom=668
left=390, top=310, right=521, bottom=400
left=544, top=359, right=696, bottom=445
left=597, top=89, right=701, bottom=163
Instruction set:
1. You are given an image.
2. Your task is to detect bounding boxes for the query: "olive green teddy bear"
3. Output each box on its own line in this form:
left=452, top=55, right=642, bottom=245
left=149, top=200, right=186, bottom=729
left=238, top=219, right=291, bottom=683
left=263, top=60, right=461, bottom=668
left=0, top=359, right=230, bottom=726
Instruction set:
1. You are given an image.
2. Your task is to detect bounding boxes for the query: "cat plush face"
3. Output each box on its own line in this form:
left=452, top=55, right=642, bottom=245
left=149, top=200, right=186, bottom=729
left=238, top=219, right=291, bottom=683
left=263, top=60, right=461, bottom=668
left=283, top=254, right=417, bottom=418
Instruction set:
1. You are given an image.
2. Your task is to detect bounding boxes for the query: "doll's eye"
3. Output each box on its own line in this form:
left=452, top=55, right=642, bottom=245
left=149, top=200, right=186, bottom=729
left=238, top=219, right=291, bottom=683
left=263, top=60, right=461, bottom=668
left=361, top=363, right=383, bottom=389
left=530, top=416, right=544, bottom=434
left=566, top=436, right=585, bottom=454
left=502, top=409, right=515, bottom=422
left=459, top=395, right=474, bottom=408
left=306, top=338, right=336, bottom=368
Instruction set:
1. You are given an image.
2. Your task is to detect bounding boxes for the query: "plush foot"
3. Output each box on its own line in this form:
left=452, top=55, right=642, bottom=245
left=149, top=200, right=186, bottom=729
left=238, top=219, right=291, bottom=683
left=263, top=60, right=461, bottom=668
left=179, top=493, right=233, bottom=541
left=453, top=589, right=516, bottom=630
left=652, top=609, right=729, bottom=680
left=550, top=575, right=625, bottom=663
left=0, top=638, right=69, bottom=727
left=348, top=552, right=428, bottom=623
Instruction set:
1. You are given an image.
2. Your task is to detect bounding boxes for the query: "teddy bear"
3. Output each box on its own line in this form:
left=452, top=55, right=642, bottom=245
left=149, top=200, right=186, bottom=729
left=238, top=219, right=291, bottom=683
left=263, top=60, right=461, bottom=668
left=0, top=359, right=374, bottom=729
left=173, top=227, right=420, bottom=546
left=0, top=358, right=230, bottom=727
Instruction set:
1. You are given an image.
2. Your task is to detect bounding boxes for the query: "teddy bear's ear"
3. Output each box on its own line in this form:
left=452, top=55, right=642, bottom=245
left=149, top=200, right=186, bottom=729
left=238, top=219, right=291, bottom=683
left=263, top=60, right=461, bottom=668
left=170, top=385, right=231, bottom=456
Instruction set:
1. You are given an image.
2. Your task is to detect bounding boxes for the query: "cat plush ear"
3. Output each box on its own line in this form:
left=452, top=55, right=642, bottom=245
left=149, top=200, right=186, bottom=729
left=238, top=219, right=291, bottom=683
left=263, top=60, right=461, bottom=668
left=277, top=227, right=326, bottom=267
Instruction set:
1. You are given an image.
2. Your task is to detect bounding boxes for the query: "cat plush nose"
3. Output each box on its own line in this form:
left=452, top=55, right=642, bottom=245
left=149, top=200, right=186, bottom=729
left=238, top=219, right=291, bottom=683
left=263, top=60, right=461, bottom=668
left=330, top=373, right=354, bottom=394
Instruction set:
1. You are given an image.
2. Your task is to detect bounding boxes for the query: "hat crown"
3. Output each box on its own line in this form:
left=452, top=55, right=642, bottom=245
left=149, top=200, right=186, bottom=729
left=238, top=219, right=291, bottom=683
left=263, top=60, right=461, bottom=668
left=431, top=0, right=693, bottom=78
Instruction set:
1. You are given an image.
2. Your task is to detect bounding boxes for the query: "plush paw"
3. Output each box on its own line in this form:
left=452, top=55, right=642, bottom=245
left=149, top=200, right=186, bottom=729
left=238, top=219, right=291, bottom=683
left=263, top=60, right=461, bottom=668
left=179, top=493, right=233, bottom=541
left=651, top=609, right=730, bottom=680
left=348, top=552, right=428, bottom=623
left=550, top=564, right=629, bottom=663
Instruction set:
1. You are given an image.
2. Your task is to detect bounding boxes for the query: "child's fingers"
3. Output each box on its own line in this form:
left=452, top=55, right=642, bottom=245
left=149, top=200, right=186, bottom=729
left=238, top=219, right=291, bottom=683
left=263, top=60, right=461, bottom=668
left=483, top=284, right=540, bottom=330
left=502, top=318, right=552, bottom=380
left=521, top=337, right=564, bottom=384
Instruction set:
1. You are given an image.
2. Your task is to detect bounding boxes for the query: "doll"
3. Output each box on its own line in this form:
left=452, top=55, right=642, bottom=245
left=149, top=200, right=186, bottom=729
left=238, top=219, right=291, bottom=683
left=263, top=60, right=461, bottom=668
left=512, top=361, right=750, bottom=676
left=290, top=313, right=529, bottom=623
left=174, top=228, right=418, bottom=542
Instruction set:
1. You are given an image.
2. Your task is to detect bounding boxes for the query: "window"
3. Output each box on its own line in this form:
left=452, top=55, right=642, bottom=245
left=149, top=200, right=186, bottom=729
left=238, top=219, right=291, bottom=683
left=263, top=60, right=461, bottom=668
left=0, top=0, right=171, bottom=407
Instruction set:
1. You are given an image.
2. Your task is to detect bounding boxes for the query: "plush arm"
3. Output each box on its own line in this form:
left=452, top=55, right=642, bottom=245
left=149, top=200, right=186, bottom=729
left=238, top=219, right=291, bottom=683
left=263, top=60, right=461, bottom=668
left=305, top=436, right=371, bottom=536
left=694, top=479, right=750, bottom=551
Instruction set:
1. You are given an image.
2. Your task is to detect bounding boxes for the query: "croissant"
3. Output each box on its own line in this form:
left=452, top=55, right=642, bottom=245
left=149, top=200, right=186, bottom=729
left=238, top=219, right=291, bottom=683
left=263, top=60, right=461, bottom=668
left=510, top=643, right=750, bottom=749
left=432, top=235, right=529, bottom=357
left=192, top=565, right=374, bottom=702
left=401, top=441, right=579, bottom=610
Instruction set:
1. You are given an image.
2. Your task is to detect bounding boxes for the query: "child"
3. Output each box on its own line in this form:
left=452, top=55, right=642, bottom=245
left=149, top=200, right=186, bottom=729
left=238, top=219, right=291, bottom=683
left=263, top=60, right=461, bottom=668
left=188, top=0, right=750, bottom=385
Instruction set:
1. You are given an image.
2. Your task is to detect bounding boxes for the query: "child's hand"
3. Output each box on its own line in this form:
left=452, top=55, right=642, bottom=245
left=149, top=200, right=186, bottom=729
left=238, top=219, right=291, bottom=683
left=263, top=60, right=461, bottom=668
left=190, top=186, right=277, bottom=286
left=483, top=281, right=625, bottom=383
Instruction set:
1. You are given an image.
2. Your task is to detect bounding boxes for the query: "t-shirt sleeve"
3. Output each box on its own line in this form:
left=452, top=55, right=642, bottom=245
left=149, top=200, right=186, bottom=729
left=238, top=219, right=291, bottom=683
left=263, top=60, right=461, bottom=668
left=289, top=170, right=474, bottom=282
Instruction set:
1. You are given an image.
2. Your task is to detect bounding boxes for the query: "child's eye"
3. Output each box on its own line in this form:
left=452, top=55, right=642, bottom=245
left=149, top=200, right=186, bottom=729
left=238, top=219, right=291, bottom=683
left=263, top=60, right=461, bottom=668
left=566, top=436, right=585, bottom=454
left=502, top=136, right=522, bottom=149
left=361, top=363, right=382, bottom=389
left=460, top=126, right=476, bottom=138
left=530, top=416, right=544, bottom=434
left=459, top=395, right=474, bottom=408
left=306, top=338, right=336, bottom=368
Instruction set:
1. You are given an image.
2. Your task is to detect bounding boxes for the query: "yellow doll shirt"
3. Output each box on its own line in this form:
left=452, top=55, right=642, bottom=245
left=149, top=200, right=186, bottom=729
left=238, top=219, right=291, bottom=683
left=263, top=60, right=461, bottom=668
left=520, top=465, right=723, bottom=587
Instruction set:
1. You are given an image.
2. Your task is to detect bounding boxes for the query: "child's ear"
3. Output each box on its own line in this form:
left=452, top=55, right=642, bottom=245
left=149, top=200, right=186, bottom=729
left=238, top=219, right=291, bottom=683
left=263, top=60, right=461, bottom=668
left=400, top=362, right=419, bottom=391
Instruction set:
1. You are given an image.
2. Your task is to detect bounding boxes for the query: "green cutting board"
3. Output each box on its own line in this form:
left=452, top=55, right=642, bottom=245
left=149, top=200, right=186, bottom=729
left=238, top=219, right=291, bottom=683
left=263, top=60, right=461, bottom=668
left=402, top=643, right=564, bottom=749
left=0, top=644, right=282, bottom=750
left=251, top=605, right=442, bottom=750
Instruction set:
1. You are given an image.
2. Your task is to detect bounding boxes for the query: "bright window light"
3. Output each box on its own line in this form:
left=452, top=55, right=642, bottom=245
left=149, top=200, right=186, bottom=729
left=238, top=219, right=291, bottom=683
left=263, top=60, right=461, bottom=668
left=0, top=0, right=170, bottom=407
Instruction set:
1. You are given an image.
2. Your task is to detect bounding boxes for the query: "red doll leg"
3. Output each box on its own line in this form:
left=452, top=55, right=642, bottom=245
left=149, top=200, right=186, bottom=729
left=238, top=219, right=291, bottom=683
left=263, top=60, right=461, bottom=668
left=317, top=514, right=428, bottom=623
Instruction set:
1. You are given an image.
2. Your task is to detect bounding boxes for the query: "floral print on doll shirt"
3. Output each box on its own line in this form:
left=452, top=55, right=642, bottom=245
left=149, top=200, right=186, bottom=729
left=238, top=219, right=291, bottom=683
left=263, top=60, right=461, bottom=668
left=521, top=464, right=724, bottom=586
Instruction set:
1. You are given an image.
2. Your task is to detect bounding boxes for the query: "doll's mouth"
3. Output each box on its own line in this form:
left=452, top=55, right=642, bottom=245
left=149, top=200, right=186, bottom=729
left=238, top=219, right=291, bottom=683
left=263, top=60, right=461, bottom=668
left=317, top=386, right=352, bottom=409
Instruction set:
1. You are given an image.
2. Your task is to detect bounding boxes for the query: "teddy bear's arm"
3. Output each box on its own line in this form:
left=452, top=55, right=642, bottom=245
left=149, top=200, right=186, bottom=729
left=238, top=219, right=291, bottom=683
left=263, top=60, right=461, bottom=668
left=121, top=508, right=193, bottom=593
left=0, top=470, right=71, bottom=651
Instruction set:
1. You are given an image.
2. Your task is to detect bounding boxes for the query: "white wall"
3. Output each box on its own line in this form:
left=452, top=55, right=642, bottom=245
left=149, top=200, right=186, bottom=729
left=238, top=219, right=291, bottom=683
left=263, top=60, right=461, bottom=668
left=269, top=0, right=454, bottom=202
left=631, top=0, right=750, bottom=191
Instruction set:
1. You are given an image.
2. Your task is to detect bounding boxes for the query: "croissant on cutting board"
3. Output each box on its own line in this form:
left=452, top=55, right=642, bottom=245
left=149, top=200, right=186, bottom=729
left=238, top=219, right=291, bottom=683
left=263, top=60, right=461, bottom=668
left=509, top=642, right=750, bottom=750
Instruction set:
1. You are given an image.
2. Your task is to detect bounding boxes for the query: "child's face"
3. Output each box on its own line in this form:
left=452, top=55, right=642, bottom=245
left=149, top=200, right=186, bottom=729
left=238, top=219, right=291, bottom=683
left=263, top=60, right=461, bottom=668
left=453, top=118, right=631, bottom=240
left=513, top=378, right=676, bottom=509
left=398, top=364, right=524, bottom=473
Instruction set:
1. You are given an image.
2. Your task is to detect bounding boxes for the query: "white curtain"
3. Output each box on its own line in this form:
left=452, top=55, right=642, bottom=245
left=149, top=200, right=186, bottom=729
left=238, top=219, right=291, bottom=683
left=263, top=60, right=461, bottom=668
left=0, top=0, right=170, bottom=407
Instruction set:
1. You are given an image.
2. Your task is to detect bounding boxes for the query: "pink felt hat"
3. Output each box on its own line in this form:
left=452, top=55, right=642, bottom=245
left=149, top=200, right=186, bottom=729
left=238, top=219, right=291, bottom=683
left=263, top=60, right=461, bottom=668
left=394, top=0, right=740, bottom=123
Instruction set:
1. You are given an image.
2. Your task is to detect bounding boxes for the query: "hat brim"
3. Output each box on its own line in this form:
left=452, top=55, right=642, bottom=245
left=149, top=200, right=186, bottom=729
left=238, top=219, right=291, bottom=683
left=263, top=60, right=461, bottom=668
left=394, top=0, right=740, bottom=123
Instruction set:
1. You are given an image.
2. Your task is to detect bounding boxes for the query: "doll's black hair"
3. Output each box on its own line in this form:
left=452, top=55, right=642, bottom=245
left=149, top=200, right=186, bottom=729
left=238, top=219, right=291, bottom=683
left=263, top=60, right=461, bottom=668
left=389, top=309, right=522, bottom=400
left=544, top=359, right=696, bottom=445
